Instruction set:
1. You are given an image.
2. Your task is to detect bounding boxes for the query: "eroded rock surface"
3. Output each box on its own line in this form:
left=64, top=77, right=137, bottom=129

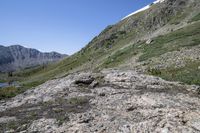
left=0, top=70, right=200, bottom=133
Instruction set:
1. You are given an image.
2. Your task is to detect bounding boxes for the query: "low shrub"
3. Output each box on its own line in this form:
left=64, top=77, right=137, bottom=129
left=0, top=86, right=19, bottom=100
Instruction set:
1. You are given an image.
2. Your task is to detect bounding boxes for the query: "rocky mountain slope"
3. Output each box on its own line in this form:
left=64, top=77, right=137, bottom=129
left=0, top=0, right=200, bottom=132
left=0, top=45, right=66, bottom=72
left=8, top=0, right=199, bottom=89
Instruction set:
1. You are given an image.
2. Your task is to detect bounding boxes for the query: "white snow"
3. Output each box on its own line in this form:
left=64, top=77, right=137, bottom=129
left=122, top=0, right=165, bottom=20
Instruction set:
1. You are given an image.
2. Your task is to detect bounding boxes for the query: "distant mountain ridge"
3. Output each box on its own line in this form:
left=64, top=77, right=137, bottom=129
left=0, top=45, right=67, bottom=72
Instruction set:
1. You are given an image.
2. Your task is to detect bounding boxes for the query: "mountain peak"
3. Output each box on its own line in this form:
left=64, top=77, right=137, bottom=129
left=0, top=44, right=67, bottom=72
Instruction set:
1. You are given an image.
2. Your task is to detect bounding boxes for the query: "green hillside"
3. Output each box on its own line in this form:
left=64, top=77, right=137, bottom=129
left=1, top=0, right=200, bottom=99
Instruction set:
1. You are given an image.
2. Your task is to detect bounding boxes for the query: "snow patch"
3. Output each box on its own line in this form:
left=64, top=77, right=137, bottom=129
left=122, top=0, right=165, bottom=20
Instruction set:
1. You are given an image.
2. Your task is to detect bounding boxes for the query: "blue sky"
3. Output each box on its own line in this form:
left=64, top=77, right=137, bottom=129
left=0, top=0, right=155, bottom=55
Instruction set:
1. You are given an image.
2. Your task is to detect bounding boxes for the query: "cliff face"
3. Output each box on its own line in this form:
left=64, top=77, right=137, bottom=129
left=0, top=45, right=66, bottom=72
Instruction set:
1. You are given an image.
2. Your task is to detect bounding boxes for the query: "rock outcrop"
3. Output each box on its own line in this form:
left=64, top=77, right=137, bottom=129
left=0, top=69, right=200, bottom=132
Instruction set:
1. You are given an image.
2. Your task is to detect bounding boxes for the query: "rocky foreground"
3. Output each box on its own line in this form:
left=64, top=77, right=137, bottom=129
left=0, top=69, right=200, bottom=133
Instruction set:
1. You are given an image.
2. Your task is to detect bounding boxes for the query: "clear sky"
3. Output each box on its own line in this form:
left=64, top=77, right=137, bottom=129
left=0, top=0, right=155, bottom=55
